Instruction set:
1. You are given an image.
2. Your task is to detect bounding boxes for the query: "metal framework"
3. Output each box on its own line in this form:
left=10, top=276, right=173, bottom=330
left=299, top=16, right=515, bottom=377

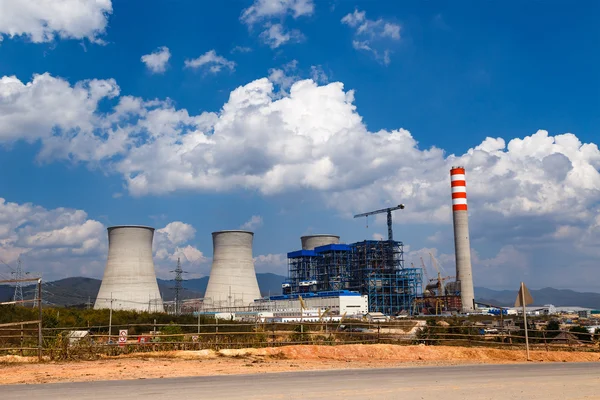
left=286, top=240, right=422, bottom=315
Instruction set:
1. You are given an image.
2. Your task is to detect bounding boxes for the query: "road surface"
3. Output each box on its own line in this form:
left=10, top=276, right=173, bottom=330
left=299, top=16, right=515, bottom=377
left=4, top=363, right=600, bottom=399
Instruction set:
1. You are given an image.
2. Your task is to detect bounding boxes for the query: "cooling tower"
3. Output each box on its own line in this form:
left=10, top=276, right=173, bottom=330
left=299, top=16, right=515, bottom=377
left=94, top=226, right=164, bottom=312
left=203, top=230, right=261, bottom=307
left=301, top=234, right=340, bottom=250
left=450, top=167, right=475, bottom=312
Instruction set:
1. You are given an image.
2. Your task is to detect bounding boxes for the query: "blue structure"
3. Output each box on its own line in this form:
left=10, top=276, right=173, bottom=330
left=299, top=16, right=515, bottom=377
left=286, top=240, right=422, bottom=315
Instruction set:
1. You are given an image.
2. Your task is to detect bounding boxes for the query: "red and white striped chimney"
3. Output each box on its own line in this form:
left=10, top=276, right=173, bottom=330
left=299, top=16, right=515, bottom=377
left=450, top=167, right=475, bottom=312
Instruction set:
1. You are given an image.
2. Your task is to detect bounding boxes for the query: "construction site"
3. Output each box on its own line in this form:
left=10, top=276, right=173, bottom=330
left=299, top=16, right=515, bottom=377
left=1, top=167, right=476, bottom=321
left=85, top=167, right=474, bottom=320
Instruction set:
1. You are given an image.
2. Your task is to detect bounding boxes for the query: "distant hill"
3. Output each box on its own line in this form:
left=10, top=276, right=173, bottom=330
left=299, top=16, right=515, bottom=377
left=5, top=276, right=599, bottom=309
left=0, top=273, right=287, bottom=307
left=475, top=287, right=600, bottom=309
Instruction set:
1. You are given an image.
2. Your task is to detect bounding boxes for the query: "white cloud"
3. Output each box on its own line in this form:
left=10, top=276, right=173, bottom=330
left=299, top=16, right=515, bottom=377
left=260, top=23, right=304, bottom=48
left=231, top=45, right=252, bottom=53
left=156, top=221, right=196, bottom=245
left=310, top=65, right=328, bottom=84
left=382, top=23, right=401, bottom=39
left=372, top=233, right=384, bottom=241
left=342, top=9, right=401, bottom=64
left=0, top=0, right=112, bottom=44
left=141, top=46, right=171, bottom=74
left=184, top=50, right=235, bottom=74
left=241, top=0, right=312, bottom=49
left=268, top=60, right=299, bottom=93
left=240, top=0, right=314, bottom=26
left=240, top=215, right=264, bottom=231
left=2, top=72, right=600, bottom=288
left=0, top=197, right=107, bottom=279
left=253, top=253, right=287, bottom=275
left=0, top=197, right=206, bottom=281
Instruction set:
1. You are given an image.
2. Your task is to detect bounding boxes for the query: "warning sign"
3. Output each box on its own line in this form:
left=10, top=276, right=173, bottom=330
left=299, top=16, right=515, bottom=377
left=118, top=329, right=128, bottom=346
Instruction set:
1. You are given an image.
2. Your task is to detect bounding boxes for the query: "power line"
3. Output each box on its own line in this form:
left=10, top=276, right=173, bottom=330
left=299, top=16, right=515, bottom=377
left=171, top=257, right=187, bottom=315
left=12, top=259, right=24, bottom=303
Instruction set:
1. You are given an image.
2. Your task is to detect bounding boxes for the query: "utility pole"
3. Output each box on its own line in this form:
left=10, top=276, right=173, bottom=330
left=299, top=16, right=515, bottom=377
left=37, top=278, right=42, bottom=361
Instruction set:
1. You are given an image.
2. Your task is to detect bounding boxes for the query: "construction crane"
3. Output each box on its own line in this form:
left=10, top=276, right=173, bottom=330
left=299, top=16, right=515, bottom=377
left=353, top=204, right=405, bottom=240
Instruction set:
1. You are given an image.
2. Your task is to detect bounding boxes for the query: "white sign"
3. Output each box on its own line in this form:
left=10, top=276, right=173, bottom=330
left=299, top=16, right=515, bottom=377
left=118, top=329, right=128, bottom=345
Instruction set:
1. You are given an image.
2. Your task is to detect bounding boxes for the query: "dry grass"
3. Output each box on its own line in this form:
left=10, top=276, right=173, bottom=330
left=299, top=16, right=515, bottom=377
left=2, top=344, right=599, bottom=385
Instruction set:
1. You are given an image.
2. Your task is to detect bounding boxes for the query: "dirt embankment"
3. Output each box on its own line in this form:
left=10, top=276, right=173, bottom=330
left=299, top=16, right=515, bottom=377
left=2, top=344, right=599, bottom=385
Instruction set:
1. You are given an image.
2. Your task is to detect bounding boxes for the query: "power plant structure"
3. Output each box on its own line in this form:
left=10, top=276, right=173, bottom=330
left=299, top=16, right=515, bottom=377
left=450, top=166, right=475, bottom=312
left=301, top=234, right=340, bottom=250
left=283, top=237, right=422, bottom=316
left=91, top=169, right=476, bottom=317
left=94, top=225, right=164, bottom=312
left=411, top=166, right=476, bottom=315
left=203, top=230, right=261, bottom=308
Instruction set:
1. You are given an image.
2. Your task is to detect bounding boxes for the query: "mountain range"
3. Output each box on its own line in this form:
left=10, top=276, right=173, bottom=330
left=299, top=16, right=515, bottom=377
left=1, top=274, right=600, bottom=309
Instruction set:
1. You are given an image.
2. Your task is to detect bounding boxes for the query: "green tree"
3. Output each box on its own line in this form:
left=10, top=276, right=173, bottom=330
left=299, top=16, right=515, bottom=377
left=569, top=325, right=592, bottom=342
left=546, top=320, right=560, bottom=333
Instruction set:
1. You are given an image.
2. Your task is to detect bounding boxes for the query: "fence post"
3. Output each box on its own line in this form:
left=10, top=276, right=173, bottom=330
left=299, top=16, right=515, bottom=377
left=377, top=322, right=380, bottom=343
left=20, top=323, right=24, bottom=357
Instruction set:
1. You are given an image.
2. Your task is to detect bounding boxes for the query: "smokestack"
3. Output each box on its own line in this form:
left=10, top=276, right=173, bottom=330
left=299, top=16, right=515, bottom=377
left=95, top=226, right=164, bottom=312
left=301, top=235, right=340, bottom=250
left=204, top=230, right=261, bottom=307
left=450, top=167, right=475, bottom=312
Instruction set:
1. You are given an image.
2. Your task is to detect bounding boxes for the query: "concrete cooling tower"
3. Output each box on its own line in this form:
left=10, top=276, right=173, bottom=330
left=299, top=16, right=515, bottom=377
left=203, top=230, right=261, bottom=307
left=301, top=234, right=340, bottom=250
left=94, top=226, right=164, bottom=312
left=450, top=167, right=475, bottom=313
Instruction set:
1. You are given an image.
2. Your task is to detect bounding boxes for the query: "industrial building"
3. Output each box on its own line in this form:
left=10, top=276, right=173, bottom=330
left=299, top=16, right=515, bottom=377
left=254, top=291, right=368, bottom=316
left=283, top=238, right=422, bottom=316
left=203, top=230, right=261, bottom=308
left=94, top=225, right=164, bottom=312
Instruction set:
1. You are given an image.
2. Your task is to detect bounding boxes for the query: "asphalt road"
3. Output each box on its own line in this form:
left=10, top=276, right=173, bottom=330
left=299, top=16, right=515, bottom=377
left=4, top=363, right=600, bottom=400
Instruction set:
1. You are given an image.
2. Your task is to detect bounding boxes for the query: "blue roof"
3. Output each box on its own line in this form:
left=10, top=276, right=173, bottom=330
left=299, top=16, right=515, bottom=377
left=287, top=249, right=317, bottom=258
left=314, top=244, right=351, bottom=253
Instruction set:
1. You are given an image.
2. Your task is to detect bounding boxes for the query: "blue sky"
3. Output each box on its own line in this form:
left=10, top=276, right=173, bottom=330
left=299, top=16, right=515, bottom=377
left=0, top=0, right=599, bottom=291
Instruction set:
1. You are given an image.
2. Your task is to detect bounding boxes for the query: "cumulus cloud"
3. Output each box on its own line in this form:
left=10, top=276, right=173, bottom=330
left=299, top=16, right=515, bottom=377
left=0, top=197, right=205, bottom=281
left=184, top=50, right=235, bottom=74
left=231, top=45, right=252, bottom=53
left=0, top=0, right=112, bottom=44
left=241, top=0, right=312, bottom=48
left=156, top=221, right=196, bottom=245
left=240, top=0, right=314, bottom=26
left=342, top=9, right=401, bottom=64
left=141, top=46, right=171, bottom=74
left=240, top=215, right=264, bottom=231
left=253, top=253, right=287, bottom=275
left=2, top=72, right=600, bottom=288
left=260, top=23, right=304, bottom=48
left=0, top=197, right=106, bottom=279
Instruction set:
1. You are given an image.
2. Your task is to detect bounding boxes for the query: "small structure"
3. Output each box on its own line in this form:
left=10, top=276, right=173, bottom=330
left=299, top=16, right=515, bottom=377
left=578, top=310, right=592, bottom=319
left=66, top=330, right=91, bottom=345
left=365, top=312, right=388, bottom=323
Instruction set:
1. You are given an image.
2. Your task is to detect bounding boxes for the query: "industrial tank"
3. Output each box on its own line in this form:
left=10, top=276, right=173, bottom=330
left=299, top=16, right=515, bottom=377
left=94, top=226, right=164, bottom=312
left=203, top=230, right=261, bottom=307
left=301, top=234, right=340, bottom=250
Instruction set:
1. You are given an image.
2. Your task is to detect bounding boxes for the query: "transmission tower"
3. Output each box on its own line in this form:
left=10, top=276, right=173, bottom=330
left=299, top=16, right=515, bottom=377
left=171, top=257, right=187, bottom=315
left=12, top=259, right=24, bottom=303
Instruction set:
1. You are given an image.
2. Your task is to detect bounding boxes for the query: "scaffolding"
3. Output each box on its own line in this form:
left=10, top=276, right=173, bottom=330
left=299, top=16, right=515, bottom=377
left=287, top=250, right=319, bottom=293
left=286, top=240, right=422, bottom=315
